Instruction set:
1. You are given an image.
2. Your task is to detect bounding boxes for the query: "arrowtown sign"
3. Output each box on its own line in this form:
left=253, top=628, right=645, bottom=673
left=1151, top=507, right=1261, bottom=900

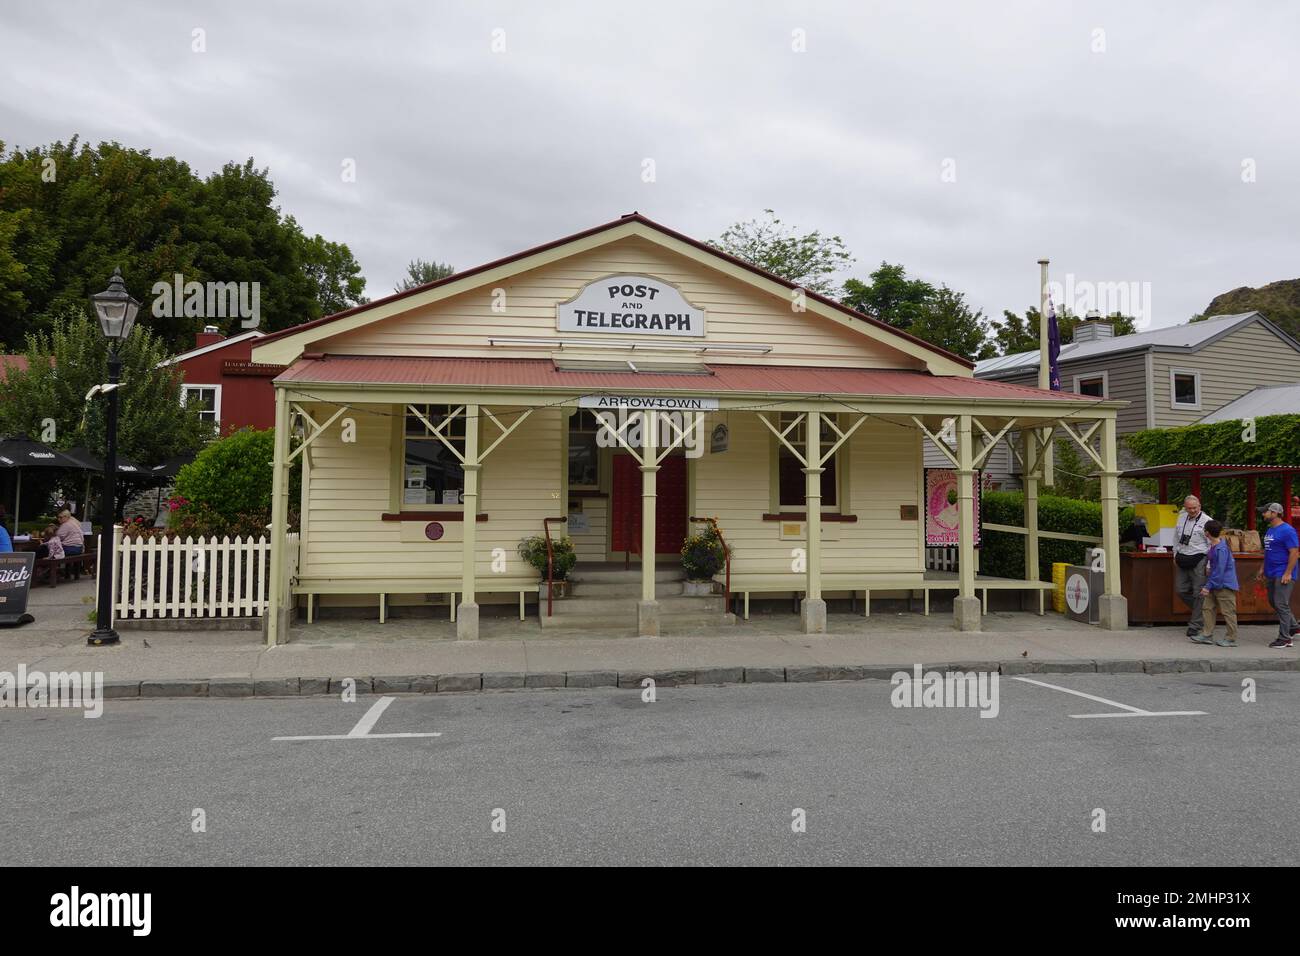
left=557, top=275, right=706, bottom=338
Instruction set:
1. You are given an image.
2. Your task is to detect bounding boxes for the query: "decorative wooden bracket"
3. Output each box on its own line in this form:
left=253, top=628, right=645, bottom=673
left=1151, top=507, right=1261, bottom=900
left=912, top=416, right=959, bottom=468
left=288, top=403, right=348, bottom=463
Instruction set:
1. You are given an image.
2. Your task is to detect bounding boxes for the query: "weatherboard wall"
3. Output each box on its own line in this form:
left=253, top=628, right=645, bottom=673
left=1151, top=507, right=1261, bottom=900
left=314, top=236, right=928, bottom=371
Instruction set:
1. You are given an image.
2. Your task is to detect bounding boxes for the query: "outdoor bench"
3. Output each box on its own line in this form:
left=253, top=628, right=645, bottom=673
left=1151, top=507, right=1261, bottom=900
left=32, top=552, right=97, bottom=588
left=292, top=575, right=538, bottom=624
left=717, top=571, right=1055, bottom=619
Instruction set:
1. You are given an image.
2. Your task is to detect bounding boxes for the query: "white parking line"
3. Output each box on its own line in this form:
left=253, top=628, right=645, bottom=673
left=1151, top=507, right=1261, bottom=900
left=1012, top=677, right=1207, bottom=718
left=274, top=696, right=444, bottom=741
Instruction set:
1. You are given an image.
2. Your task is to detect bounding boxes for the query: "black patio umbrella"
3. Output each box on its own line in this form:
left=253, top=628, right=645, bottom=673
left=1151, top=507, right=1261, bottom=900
left=62, top=445, right=150, bottom=525
left=0, top=435, right=85, bottom=533
left=144, top=451, right=196, bottom=479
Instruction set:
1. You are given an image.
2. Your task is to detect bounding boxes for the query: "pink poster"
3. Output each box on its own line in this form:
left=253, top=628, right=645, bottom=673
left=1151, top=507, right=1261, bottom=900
left=924, top=468, right=982, bottom=547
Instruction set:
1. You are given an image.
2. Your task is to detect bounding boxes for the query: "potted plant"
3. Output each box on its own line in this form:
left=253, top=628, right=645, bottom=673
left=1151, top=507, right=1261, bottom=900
left=518, top=534, right=577, bottom=599
left=680, top=525, right=729, bottom=595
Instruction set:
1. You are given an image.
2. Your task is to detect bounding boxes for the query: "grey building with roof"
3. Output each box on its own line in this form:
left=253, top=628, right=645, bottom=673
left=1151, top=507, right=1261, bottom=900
left=924, top=312, right=1300, bottom=493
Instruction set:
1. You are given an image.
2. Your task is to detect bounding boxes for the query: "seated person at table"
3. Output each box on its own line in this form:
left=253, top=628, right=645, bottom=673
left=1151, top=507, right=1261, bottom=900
left=35, top=524, right=64, bottom=561
left=55, top=508, right=84, bottom=556
left=0, top=521, right=10, bottom=554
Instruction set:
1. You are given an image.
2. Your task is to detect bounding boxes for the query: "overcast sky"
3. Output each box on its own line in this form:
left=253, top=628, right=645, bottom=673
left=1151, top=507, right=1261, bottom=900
left=3, top=1, right=1298, bottom=330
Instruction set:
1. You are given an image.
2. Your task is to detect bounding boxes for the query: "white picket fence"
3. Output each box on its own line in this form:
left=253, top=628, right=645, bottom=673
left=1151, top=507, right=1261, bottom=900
left=925, top=546, right=959, bottom=572
left=113, top=530, right=296, bottom=620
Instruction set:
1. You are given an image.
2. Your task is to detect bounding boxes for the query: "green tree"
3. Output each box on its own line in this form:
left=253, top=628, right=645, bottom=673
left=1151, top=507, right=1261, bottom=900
left=292, top=222, right=367, bottom=314
left=840, top=263, right=934, bottom=332
left=0, top=307, right=209, bottom=466
left=710, top=209, right=854, bottom=295
left=395, top=258, right=455, bottom=292
left=991, top=307, right=1138, bottom=356
left=908, top=286, right=996, bottom=360
left=0, top=138, right=368, bottom=351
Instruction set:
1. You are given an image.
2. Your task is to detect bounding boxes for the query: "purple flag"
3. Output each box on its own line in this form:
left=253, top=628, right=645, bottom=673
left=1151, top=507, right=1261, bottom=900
left=1046, top=296, right=1061, bottom=391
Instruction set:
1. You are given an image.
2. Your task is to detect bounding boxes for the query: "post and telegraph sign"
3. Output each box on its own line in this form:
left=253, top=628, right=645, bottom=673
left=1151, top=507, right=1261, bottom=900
left=558, top=274, right=706, bottom=338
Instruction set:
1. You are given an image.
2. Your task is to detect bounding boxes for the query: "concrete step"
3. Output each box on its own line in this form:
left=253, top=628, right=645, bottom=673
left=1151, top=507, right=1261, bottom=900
left=549, top=595, right=723, bottom=615
left=539, top=610, right=737, bottom=631
left=569, top=580, right=699, bottom=598
left=569, top=566, right=683, bottom=585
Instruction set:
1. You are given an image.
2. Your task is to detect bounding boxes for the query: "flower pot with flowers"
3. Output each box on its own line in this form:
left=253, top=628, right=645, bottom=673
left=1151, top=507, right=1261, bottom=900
left=680, top=525, right=729, bottom=594
left=518, top=534, right=577, bottom=599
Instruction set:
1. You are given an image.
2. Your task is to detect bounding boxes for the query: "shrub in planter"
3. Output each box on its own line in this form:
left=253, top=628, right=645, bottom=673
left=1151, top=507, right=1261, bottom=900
left=681, top=525, right=730, bottom=582
left=518, top=534, right=577, bottom=581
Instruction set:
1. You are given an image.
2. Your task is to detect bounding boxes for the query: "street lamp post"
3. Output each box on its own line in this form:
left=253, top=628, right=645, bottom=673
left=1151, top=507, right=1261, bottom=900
left=87, top=268, right=140, bottom=647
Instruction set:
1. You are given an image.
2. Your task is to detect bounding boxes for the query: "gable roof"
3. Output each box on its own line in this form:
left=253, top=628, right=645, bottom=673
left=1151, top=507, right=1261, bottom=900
left=251, top=213, right=973, bottom=374
left=975, top=311, right=1300, bottom=378
left=1198, top=383, right=1300, bottom=423
left=158, top=330, right=266, bottom=367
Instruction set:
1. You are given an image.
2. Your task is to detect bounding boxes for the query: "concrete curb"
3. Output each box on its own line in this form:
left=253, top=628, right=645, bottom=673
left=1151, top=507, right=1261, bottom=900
left=97, top=656, right=1298, bottom=700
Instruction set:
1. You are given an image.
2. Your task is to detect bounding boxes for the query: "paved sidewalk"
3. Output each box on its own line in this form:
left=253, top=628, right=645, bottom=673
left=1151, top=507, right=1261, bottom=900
left=5, top=579, right=1295, bottom=697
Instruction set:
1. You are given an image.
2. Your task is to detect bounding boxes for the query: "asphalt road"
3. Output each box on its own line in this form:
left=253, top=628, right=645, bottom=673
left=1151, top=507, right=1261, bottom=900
left=1, top=672, right=1296, bottom=866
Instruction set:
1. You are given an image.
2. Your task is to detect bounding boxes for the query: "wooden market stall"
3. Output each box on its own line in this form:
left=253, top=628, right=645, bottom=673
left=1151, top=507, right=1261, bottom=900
left=1117, top=462, right=1300, bottom=624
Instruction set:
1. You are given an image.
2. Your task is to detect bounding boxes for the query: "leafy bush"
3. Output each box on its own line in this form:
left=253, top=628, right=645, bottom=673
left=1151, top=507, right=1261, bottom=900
left=981, top=490, right=1134, bottom=581
left=681, top=524, right=730, bottom=581
left=518, top=534, right=576, bottom=580
left=1125, top=415, right=1300, bottom=527
left=172, top=427, right=299, bottom=531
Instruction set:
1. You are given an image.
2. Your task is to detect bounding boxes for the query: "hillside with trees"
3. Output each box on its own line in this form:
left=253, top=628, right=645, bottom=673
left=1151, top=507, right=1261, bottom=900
left=1197, top=279, right=1300, bottom=341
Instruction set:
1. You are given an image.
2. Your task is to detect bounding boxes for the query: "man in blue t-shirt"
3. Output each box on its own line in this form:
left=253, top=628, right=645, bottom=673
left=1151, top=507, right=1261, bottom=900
left=1256, top=503, right=1299, bottom=648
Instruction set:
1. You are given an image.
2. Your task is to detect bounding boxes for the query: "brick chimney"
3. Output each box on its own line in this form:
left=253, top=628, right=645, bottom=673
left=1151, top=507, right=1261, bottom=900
left=1072, top=310, right=1114, bottom=344
left=194, top=325, right=224, bottom=349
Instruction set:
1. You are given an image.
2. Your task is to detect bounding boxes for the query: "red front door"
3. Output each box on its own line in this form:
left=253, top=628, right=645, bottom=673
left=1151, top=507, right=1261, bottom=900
left=611, top=453, right=688, bottom=555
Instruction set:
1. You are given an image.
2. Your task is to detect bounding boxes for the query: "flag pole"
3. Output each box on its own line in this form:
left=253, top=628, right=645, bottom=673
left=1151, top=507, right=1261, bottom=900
left=1037, top=258, right=1054, bottom=485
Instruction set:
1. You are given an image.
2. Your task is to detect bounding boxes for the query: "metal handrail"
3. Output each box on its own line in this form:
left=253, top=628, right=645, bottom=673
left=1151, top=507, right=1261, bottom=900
left=688, top=515, right=730, bottom=617
left=543, top=516, right=567, bottom=618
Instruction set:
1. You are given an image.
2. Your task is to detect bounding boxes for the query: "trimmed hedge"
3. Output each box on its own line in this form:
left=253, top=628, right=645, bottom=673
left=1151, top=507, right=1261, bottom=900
left=1125, top=415, right=1300, bottom=528
left=980, top=490, right=1134, bottom=581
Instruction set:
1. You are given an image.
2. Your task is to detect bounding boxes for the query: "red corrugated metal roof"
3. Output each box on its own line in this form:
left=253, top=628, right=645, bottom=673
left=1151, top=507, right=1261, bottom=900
left=276, top=356, right=1096, bottom=402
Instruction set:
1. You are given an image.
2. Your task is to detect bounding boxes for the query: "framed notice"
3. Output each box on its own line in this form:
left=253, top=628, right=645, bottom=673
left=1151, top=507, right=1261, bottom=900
left=0, top=552, right=37, bottom=626
left=924, top=468, right=982, bottom=547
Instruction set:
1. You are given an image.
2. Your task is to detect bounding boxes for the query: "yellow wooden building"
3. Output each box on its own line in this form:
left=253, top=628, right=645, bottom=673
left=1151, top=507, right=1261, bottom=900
left=252, top=214, right=1128, bottom=643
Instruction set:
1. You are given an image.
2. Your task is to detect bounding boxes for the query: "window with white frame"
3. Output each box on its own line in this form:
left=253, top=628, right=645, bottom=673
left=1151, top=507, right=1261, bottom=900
left=403, top=405, right=467, bottom=507
left=181, top=384, right=221, bottom=426
left=1170, top=369, right=1201, bottom=409
left=1073, top=372, right=1108, bottom=398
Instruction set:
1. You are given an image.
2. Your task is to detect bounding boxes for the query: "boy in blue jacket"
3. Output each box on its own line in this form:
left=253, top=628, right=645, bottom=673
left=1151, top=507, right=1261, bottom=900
left=1195, top=520, right=1238, bottom=647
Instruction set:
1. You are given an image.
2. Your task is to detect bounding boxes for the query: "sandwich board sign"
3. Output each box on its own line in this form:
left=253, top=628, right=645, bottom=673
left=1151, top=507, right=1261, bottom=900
left=0, top=552, right=36, bottom=626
